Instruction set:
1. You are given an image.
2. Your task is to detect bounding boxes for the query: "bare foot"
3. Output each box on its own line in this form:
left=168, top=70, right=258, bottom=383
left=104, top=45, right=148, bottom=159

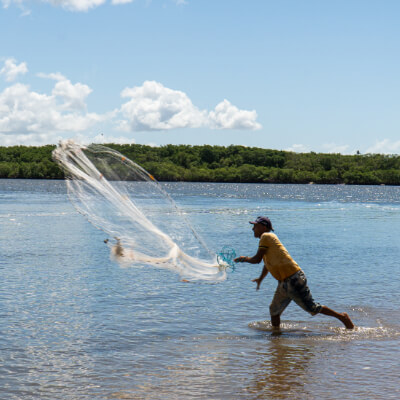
left=340, top=313, right=355, bottom=329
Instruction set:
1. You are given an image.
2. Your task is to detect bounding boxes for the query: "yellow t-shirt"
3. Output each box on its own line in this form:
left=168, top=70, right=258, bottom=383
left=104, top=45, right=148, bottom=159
left=259, top=232, right=301, bottom=281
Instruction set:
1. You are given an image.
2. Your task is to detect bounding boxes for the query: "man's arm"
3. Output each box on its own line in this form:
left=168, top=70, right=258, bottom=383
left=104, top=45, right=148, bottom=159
left=234, top=246, right=268, bottom=290
left=234, top=246, right=266, bottom=264
left=252, top=264, right=268, bottom=290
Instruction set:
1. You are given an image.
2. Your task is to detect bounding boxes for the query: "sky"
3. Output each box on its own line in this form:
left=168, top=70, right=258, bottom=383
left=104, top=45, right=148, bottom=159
left=1, top=0, right=400, bottom=154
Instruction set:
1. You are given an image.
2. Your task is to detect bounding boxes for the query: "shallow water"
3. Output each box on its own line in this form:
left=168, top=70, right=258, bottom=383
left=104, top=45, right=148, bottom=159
left=0, top=180, right=399, bottom=399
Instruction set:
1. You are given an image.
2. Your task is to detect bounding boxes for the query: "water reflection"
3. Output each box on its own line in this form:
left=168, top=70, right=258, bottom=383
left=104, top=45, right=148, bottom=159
left=246, top=338, right=315, bottom=399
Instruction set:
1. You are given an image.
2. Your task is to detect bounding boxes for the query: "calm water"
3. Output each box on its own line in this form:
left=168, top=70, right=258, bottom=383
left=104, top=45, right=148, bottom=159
left=0, top=180, right=399, bottom=400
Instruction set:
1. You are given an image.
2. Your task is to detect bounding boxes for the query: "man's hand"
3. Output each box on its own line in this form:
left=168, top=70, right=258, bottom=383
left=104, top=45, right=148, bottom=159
left=252, top=277, right=262, bottom=290
left=234, top=256, right=247, bottom=263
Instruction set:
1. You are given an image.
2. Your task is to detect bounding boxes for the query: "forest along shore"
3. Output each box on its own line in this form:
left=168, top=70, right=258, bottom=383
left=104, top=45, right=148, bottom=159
left=0, top=143, right=399, bottom=185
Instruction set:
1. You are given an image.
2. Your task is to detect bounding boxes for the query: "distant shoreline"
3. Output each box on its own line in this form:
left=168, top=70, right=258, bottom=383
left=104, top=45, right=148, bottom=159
left=1, top=143, right=399, bottom=185
left=0, top=178, right=398, bottom=187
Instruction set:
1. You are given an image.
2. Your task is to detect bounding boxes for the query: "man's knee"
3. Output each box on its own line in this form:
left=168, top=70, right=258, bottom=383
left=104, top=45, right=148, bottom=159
left=269, top=304, right=274, bottom=315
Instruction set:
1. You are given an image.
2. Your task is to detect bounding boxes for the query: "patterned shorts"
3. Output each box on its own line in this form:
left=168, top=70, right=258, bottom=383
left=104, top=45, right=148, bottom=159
left=269, top=270, right=322, bottom=317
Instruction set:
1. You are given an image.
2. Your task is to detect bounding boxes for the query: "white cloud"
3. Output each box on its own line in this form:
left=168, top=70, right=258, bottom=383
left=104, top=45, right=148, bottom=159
left=1, top=0, right=13, bottom=9
left=39, top=72, right=93, bottom=111
left=208, top=99, right=261, bottom=130
left=118, top=81, right=207, bottom=131
left=45, top=0, right=106, bottom=11
left=68, top=132, right=135, bottom=145
left=111, top=0, right=133, bottom=5
left=0, top=132, right=133, bottom=146
left=2, top=0, right=181, bottom=12
left=0, top=132, right=61, bottom=146
left=0, top=65, right=106, bottom=145
left=286, top=144, right=310, bottom=153
left=37, top=72, right=65, bottom=81
left=0, top=59, right=262, bottom=145
left=0, top=58, right=28, bottom=82
left=2, top=0, right=106, bottom=12
left=117, top=81, right=262, bottom=132
left=365, top=139, right=400, bottom=155
left=0, top=83, right=103, bottom=134
left=92, top=133, right=135, bottom=144
left=321, top=143, right=350, bottom=154
left=286, top=141, right=400, bottom=155
left=287, top=143, right=351, bottom=154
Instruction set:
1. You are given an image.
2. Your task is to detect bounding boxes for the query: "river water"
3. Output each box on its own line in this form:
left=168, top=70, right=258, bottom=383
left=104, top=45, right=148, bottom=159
left=0, top=180, right=399, bottom=399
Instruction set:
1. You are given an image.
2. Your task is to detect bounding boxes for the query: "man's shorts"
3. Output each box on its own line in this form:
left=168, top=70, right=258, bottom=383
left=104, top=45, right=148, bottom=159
left=269, top=270, right=322, bottom=317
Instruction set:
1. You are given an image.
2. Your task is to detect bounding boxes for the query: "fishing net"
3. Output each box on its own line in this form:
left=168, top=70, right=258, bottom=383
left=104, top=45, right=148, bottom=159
left=52, top=140, right=231, bottom=282
left=217, top=246, right=237, bottom=271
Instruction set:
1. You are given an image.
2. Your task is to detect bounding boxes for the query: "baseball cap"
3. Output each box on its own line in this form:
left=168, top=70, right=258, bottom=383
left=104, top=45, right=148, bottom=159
left=249, top=216, right=274, bottom=231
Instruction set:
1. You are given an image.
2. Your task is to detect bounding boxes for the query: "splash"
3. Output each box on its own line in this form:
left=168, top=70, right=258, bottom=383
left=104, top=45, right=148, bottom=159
left=52, top=140, right=228, bottom=282
left=248, top=319, right=399, bottom=341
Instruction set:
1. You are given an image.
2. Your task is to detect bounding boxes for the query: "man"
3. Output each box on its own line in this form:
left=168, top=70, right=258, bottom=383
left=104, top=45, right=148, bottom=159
left=234, top=216, right=354, bottom=329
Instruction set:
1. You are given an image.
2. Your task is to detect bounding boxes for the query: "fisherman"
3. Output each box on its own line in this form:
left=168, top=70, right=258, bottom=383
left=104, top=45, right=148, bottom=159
left=234, top=217, right=354, bottom=329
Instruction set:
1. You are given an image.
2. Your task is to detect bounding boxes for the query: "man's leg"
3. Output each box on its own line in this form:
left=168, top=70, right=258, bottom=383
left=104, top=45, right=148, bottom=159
left=319, top=306, right=354, bottom=329
left=269, top=282, right=291, bottom=329
left=287, top=271, right=355, bottom=329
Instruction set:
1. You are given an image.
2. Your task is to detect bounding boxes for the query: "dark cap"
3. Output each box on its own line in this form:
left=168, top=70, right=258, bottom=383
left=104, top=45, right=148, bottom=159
left=249, top=216, right=274, bottom=231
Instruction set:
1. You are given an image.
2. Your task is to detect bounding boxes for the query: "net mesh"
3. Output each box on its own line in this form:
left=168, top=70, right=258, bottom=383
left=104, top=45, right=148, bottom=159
left=52, top=140, right=228, bottom=282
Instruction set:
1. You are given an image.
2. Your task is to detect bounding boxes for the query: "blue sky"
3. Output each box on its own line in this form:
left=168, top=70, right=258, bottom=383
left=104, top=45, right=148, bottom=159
left=1, top=0, right=400, bottom=154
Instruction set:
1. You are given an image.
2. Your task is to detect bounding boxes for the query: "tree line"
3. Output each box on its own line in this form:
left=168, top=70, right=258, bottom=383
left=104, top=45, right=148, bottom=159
left=0, top=143, right=399, bottom=185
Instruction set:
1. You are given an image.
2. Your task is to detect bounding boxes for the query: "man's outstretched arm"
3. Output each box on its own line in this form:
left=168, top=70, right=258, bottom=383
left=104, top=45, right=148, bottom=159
left=234, top=247, right=266, bottom=264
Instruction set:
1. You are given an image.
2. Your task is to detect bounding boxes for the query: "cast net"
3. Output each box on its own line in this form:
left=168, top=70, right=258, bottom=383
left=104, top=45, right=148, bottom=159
left=52, top=140, right=229, bottom=282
